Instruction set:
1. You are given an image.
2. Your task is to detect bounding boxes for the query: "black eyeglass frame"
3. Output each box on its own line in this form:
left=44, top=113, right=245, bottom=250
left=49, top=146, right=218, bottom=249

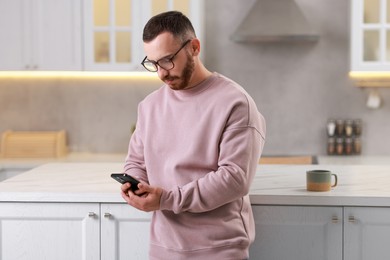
left=141, top=39, right=192, bottom=72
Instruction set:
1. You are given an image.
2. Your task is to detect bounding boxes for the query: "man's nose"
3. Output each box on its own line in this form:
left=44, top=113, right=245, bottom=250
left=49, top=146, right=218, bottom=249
left=157, top=66, right=169, bottom=78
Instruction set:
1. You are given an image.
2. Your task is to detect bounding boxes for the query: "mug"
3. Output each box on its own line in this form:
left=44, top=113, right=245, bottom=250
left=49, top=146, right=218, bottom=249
left=306, top=170, right=338, bottom=192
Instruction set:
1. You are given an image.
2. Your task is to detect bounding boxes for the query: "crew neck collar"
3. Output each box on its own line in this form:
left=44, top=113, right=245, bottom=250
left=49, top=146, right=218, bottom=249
left=168, top=72, right=218, bottom=98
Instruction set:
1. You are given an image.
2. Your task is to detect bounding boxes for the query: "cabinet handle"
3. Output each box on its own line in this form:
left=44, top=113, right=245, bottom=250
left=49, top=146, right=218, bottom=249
left=348, top=216, right=356, bottom=223
left=331, top=216, right=339, bottom=223
left=104, top=213, right=112, bottom=218
left=88, top=212, right=96, bottom=217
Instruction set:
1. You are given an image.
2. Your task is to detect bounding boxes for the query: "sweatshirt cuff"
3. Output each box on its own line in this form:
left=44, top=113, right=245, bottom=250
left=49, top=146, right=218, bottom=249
left=159, top=189, right=174, bottom=212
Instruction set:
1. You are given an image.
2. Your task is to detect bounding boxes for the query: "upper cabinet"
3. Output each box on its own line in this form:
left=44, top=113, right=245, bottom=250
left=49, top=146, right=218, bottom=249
left=0, top=0, right=82, bottom=71
left=351, top=0, right=390, bottom=72
left=83, top=0, right=204, bottom=71
left=0, top=0, right=203, bottom=72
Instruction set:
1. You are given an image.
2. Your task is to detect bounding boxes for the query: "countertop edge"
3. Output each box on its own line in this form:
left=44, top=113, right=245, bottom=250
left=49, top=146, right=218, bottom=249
left=249, top=194, right=390, bottom=207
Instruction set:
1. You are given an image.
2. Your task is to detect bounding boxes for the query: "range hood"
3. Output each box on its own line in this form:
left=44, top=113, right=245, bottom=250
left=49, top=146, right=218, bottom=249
left=230, top=0, right=319, bottom=43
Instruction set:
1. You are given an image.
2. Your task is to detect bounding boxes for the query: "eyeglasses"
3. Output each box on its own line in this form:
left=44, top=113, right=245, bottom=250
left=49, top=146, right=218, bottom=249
left=141, top=39, right=192, bottom=72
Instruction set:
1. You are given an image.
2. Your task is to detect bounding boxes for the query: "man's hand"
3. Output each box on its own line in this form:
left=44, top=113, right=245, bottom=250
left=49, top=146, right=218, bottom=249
left=121, top=182, right=163, bottom=212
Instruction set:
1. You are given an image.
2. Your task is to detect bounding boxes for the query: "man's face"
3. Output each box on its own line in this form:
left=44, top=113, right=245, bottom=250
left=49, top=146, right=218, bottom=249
left=144, top=32, right=195, bottom=90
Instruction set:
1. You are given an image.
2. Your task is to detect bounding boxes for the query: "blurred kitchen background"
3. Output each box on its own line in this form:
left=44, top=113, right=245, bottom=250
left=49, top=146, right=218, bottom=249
left=1, top=0, right=389, bottom=156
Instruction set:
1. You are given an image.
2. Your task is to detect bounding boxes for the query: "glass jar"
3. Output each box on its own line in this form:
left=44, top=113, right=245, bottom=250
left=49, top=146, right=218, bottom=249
left=336, top=119, right=344, bottom=136
left=327, top=137, right=336, bottom=155
left=353, top=119, right=362, bottom=136
left=327, top=119, right=336, bottom=136
left=345, top=120, right=353, bottom=137
left=345, top=137, right=353, bottom=155
left=354, top=137, right=362, bottom=154
left=336, top=137, right=344, bottom=155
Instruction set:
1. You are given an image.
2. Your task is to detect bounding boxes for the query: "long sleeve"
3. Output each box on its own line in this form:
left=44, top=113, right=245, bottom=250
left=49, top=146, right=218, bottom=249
left=123, top=104, right=149, bottom=184
left=160, top=117, right=265, bottom=213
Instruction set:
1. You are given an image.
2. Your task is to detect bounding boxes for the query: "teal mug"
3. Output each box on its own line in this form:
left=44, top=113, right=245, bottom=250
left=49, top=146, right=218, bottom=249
left=306, top=170, right=338, bottom=192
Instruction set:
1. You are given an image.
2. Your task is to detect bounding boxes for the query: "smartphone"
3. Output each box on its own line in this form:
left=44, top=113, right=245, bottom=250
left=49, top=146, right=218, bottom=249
left=111, top=173, right=140, bottom=192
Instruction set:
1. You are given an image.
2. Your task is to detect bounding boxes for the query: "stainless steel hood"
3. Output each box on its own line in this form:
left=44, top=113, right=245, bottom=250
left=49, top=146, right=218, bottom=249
left=230, top=0, right=319, bottom=43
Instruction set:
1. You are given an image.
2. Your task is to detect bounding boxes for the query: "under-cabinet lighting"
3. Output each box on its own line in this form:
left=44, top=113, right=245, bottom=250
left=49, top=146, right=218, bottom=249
left=349, top=71, right=390, bottom=88
left=349, top=71, right=390, bottom=79
left=0, top=71, right=159, bottom=80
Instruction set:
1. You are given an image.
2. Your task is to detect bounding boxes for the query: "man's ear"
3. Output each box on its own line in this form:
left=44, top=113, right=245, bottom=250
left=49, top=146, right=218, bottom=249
left=190, top=38, right=201, bottom=56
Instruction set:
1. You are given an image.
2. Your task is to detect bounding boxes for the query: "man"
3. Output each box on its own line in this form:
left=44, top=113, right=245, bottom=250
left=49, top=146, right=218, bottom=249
left=121, top=11, right=266, bottom=259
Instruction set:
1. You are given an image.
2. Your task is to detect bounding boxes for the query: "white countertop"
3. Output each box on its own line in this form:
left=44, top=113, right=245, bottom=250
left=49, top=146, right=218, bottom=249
left=1, top=153, right=390, bottom=170
left=2, top=163, right=390, bottom=207
left=0, top=153, right=127, bottom=169
left=317, top=155, right=390, bottom=165
left=0, top=163, right=124, bottom=203
left=251, top=164, right=390, bottom=206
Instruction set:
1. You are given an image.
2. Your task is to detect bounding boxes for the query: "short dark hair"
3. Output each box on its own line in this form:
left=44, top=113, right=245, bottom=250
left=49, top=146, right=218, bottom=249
left=142, top=11, right=196, bottom=43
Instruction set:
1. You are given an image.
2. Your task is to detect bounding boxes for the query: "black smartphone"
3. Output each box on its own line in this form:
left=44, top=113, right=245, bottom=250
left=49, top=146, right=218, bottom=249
left=111, top=173, right=140, bottom=192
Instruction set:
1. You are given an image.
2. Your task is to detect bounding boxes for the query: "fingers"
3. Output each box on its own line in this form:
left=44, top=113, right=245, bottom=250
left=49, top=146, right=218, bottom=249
left=120, top=183, right=161, bottom=212
left=121, top=182, right=131, bottom=193
left=134, top=183, right=150, bottom=195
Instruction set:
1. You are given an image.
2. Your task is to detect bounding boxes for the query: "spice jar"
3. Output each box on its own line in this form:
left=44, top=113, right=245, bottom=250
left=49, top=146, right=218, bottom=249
left=336, top=119, right=344, bottom=136
left=345, top=137, right=353, bottom=155
left=336, top=137, right=344, bottom=155
left=345, top=120, right=353, bottom=137
left=354, top=137, right=362, bottom=154
left=353, top=119, right=362, bottom=136
left=327, top=119, right=336, bottom=136
left=327, top=137, right=336, bottom=155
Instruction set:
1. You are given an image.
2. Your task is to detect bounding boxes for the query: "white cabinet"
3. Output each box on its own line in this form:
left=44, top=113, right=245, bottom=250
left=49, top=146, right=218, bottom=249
left=250, top=205, right=390, bottom=260
left=0, top=0, right=204, bottom=71
left=0, top=202, right=151, bottom=260
left=0, top=202, right=100, bottom=260
left=0, top=0, right=82, bottom=71
left=249, top=206, right=343, bottom=260
left=344, top=207, right=390, bottom=260
left=350, top=0, right=390, bottom=72
left=83, top=0, right=204, bottom=71
left=101, top=203, right=151, bottom=260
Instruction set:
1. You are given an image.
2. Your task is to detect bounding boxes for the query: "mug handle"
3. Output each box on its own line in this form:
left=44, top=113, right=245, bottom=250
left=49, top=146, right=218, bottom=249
left=331, top=174, right=338, bottom=187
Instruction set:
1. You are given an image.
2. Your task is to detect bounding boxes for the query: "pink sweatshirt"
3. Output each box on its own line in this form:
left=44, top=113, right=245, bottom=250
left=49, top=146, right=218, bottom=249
left=124, top=73, right=266, bottom=259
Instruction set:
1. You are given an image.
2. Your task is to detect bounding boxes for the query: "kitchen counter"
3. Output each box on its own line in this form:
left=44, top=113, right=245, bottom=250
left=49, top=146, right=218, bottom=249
left=317, top=155, right=390, bottom=165
left=0, top=153, right=127, bottom=169
left=251, top=164, right=390, bottom=206
left=2, top=163, right=390, bottom=207
left=1, top=153, right=390, bottom=169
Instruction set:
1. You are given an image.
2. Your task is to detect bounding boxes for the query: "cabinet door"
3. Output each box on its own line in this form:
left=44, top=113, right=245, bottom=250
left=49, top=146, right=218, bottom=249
left=83, top=0, right=143, bottom=71
left=351, top=0, right=390, bottom=71
left=0, top=202, right=100, bottom=260
left=83, top=0, right=203, bottom=71
left=250, top=206, right=342, bottom=260
left=0, top=0, right=29, bottom=70
left=33, top=0, right=82, bottom=70
left=344, top=207, right=390, bottom=260
left=0, top=0, right=81, bottom=71
left=101, top=203, right=152, bottom=260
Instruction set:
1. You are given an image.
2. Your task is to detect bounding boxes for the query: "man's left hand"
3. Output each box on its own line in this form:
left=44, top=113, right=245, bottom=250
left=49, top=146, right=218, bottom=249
left=121, top=182, right=163, bottom=212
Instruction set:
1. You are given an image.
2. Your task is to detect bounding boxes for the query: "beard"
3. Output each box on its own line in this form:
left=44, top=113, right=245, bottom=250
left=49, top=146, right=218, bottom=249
left=163, top=52, right=195, bottom=91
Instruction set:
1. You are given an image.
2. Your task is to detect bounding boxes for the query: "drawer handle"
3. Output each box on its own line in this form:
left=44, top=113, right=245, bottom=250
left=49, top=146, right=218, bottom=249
left=104, top=213, right=112, bottom=218
left=331, top=216, right=339, bottom=223
left=348, top=216, right=356, bottom=223
left=88, top=212, right=96, bottom=217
